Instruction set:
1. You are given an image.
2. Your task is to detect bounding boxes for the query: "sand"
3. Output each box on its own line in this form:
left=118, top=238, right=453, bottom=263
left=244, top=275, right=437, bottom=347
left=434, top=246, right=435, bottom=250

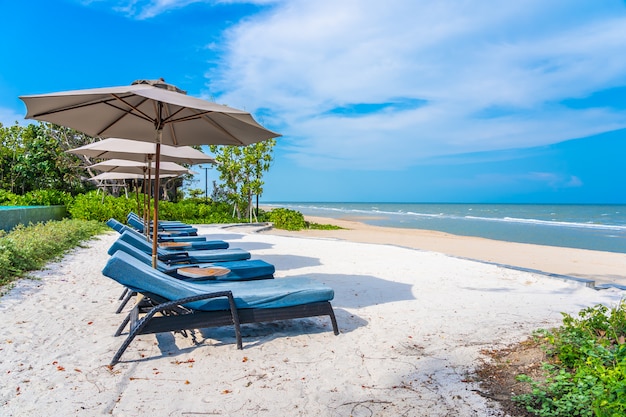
left=0, top=224, right=624, bottom=416
left=276, top=215, right=626, bottom=288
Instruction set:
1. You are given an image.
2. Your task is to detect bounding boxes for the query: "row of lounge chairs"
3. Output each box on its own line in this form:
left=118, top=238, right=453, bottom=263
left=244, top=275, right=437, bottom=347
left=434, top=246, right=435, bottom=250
left=102, top=214, right=339, bottom=366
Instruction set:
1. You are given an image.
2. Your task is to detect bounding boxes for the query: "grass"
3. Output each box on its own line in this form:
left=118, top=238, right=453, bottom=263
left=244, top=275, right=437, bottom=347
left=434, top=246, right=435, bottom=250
left=0, top=219, right=108, bottom=290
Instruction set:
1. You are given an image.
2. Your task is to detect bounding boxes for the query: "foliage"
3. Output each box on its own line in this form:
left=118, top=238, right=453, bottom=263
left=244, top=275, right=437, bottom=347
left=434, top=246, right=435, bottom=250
left=0, top=122, right=94, bottom=195
left=513, top=301, right=626, bottom=417
left=262, top=208, right=307, bottom=231
left=209, top=139, right=276, bottom=221
left=306, top=221, right=343, bottom=230
left=0, top=219, right=106, bottom=288
left=158, top=200, right=238, bottom=224
left=68, top=191, right=138, bottom=222
left=0, top=189, right=73, bottom=207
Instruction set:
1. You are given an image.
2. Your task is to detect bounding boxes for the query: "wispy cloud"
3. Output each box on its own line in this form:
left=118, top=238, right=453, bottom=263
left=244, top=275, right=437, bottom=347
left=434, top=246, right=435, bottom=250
left=0, top=107, right=27, bottom=127
left=207, top=0, right=626, bottom=170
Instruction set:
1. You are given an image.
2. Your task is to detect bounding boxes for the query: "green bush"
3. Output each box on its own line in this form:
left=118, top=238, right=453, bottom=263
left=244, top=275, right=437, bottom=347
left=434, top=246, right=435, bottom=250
left=263, top=208, right=306, bottom=231
left=0, top=189, right=73, bottom=207
left=68, top=191, right=137, bottom=222
left=514, top=301, right=626, bottom=417
left=0, top=219, right=107, bottom=288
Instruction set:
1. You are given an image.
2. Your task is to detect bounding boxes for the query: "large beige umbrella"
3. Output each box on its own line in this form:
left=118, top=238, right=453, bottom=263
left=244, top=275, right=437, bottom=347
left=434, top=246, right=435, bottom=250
left=20, top=78, right=280, bottom=267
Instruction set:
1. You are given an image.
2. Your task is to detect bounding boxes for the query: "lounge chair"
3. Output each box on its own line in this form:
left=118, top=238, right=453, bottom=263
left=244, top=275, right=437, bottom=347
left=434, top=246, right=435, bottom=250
left=108, top=238, right=275, bottom=281
left=127, top=212, right=199, bottom=232
left=107, top=218, right=208, bottom=243
left=102, top=251, right=339, bottom=365
left=109, top=238, right=275, bottom=312
left=127, top=215, right=198, bottom=236
left=117, top=230, right=251, bottom=263
left=106, top=219, right=229, bottom=250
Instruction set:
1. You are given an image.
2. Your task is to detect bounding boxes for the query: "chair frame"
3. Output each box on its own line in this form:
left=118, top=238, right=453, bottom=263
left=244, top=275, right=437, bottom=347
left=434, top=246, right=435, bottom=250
left=111, top=290, right=339, bottom=366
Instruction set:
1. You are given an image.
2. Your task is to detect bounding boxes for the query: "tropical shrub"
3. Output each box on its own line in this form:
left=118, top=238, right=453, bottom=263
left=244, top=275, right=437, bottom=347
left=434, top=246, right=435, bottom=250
left=262, top=208, right=306, bottom=231
left=514, top=301, right=626, bottom=417
left=68, top=191, right=137, bottom=222
left=0, top=219, right=106, bottom=288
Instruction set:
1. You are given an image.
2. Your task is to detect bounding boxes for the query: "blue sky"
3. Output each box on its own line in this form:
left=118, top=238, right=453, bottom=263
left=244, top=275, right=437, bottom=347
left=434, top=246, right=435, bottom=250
left=2, top=0, right=626, bottom=203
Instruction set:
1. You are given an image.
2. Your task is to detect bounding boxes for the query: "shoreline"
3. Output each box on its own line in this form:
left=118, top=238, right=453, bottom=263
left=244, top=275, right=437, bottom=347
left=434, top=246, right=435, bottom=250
left=260, top=214, right=626, bottom=288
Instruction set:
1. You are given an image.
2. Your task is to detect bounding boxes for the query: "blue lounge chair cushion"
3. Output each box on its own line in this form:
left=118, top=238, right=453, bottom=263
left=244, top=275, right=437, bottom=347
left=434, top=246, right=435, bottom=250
left=108, top=238, right=275, bottom=280
left=103, top=251, right=334, bottom=311
left=127, top=213, right=197, bottom=231
left=106, top=219, right=209, bottom=243
left=116, top=230, right=251, bottom=263
left=127, top=216, right=198, bottom=236
left=116, top=224, right=229, bottom=250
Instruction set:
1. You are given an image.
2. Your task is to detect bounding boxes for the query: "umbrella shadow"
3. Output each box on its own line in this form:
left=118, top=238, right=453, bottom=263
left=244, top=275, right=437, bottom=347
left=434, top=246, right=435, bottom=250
left=123, top=307, right=364, bottom=364
left=198, top=232, right=246, bottom=242
left=256, top=254, right=323, bottom=271
left=197, top=306, right=367, bottom=349
left=229, top=241, right=274, bottom=251
left=302, top=272, right=416, bottom=309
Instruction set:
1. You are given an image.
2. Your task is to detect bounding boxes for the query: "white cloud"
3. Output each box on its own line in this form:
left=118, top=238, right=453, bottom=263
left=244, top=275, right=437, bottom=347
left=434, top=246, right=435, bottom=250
left=0, top=107, right=27, bottom=127
left=102, top=0, right=278, bottom=19
left=208, top=0, right=626, bottom=170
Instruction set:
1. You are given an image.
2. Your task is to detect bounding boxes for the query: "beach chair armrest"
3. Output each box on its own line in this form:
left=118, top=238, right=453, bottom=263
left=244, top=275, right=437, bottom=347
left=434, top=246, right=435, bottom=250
left=158, top=251, right=190, bottom=262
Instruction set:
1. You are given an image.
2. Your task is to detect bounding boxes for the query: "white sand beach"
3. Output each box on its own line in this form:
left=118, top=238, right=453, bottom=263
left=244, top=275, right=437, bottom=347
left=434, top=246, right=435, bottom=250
left=1, top=224, right=624, bottom=416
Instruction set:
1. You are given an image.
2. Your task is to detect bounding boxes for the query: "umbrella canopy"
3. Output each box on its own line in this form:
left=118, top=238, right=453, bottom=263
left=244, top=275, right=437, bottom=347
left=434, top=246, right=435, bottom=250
left=90, top=172, right=179, bottom=181
left=68, top=138, right=215, bottom=165
left=19, top=78, right=281, bottom=268
left=20, top=79, right=280, bottom=146
left=88, top=159, right=195, bottom=175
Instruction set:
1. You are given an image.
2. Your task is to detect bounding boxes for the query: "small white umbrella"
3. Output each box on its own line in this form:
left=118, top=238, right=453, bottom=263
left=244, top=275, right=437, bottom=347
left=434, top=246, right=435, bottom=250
left=68, top=138, right=215, bottom=165
left=88, top=159, right=195, bottom=175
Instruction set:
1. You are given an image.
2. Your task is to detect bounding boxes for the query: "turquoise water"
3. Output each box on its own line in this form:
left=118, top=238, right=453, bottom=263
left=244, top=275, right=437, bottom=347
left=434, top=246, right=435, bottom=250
left=263, top=202, right=626, bottom=254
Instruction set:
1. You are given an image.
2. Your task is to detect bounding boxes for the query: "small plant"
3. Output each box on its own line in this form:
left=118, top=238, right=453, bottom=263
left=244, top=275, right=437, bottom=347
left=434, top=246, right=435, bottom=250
left=0, top=219, right=107, bottom=288
left=513, top=301, right=626, bottom=417
left=306, top=221, right=343, bottom=230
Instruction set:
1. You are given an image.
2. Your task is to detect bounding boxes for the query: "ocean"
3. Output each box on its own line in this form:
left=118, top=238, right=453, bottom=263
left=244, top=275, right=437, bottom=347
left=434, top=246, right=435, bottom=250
left=262, top=202, right=626, bottom=254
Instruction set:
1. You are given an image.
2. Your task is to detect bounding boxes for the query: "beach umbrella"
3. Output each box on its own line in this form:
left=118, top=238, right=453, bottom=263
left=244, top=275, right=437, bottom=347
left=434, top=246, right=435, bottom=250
left=88, top=159, right=195, bottom=176
left=88, top=159, right=195, bottom=233
left=67, top=137, right=216, bottom=165
left=20, top=78, right=280, bottom=267
left=90, top=171, right=182, bottom=213
left=68, top=137, right=214, bottom=235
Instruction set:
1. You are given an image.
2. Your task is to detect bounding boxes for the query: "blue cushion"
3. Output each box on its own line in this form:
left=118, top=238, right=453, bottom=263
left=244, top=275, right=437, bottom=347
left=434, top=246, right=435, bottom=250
left=116, top=230, right=250, bottom=262
left=108, top=238, right=274, bottom=280
left=103, top=251, right=333, bottom=311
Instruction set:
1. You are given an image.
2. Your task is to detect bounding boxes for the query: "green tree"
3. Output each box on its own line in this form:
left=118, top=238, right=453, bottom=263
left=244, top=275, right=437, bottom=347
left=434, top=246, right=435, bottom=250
left=209, top=138, right=276, bottom=221
left=0, top=122, right=97, bottom=195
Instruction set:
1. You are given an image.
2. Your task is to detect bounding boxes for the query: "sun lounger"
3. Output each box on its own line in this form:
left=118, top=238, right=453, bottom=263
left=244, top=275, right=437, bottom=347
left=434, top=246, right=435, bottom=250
left=127, top=212, right=198, bottom=231
left=109, top=237, right=275, bottom=312
left=117, top=230, right=251, bottom=264
left=102, top=251, right=339, bottom=365
left=107, top=218, right=207, bottom=242
left=108, top=238, right=275, bottom=281
left=127, top=215, right=199, bottom=236
left=106, top=219, right=229, bottom=250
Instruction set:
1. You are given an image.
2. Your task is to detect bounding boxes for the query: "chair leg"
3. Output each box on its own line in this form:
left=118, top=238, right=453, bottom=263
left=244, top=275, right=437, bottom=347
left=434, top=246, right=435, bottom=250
left=114, top=312, right=131, bottom=337
left=116, top=291, right=136, bottom=314
left=118, top=288, right=128, bottom=300
left=328, top=305, right=340, bottom=335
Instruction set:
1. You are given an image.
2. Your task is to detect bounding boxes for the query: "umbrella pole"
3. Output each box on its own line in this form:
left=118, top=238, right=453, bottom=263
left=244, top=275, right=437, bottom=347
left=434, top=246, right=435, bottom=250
left=151, top=139, right=162, bottom=269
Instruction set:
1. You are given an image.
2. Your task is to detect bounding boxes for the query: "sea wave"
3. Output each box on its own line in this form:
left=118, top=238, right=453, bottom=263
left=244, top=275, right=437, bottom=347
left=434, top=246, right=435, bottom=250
left=265, top=203, right=626, bottom=232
